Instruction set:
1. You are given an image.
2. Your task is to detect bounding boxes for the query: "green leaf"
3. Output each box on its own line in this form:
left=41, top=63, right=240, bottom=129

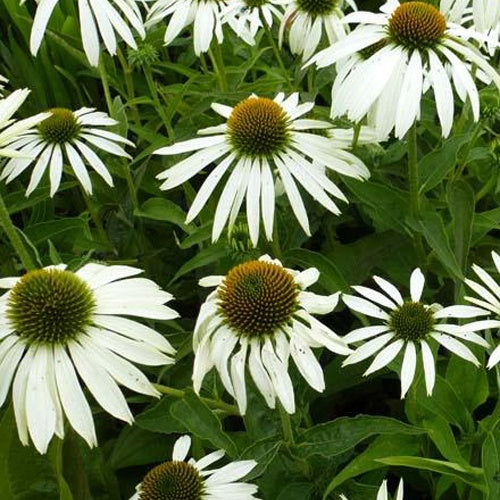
left=285, top=248, right=349, bottom=292
left=0, top=407, right=15, bottom=500
left=169, top=244, right=228, bottom=283
left=417, top=210, right=462, bottom=278
left=446, top=355, right=488, bottom=412
left=447, top=181, right=475, bottom=271
left=419, top=134, right=470, bottom=192
left=296, top=415, right=425, bottom=458
left=134, top=198, right=189, bottom=231
left=277, top=483, right=315, bottom=499
left=170, top=390, right=238, bottom=457
left=482, top=420, right=500, bottom=499
left=238, top=437, right=282, bottom=480
left=135, top=396, right=187, bottom=434
left=422, top=415, right=466, bottom=464
left=376, top=456, right=486, bottom=492
left=322, top=434, right=420, bottom=498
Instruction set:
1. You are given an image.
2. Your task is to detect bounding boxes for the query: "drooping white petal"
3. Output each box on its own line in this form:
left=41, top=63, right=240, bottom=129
left=400, top=341, right=417, bottom=398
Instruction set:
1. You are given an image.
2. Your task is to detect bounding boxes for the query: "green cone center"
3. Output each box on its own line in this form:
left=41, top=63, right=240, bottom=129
left=6, top=269, right=95, bottom=345
left=38, top=108, right=81, bottom=144
left=227, top=97, right=290, bottom=158
left=389, top=301, right=435, bottom=341
left=218, top=260, right=299, bottom=337
left=139, top=461, right=203, bottom=500
left=296, top=0, right=338, bottom=16
left=388, top=1, right=447, bottom=49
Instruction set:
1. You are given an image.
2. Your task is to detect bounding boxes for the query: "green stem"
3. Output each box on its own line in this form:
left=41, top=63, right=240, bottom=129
left=271, top=216, right=283, bottom=260
left=143, top=64, right=175, bottom=138
left=97, top=58, right=114, bottom=115
left=259, top=8, right=291, bottom=90
left=153, top=383, right=240, bottom=416
left=351, top=122, right=362, bottom=150
left=278, top=403, right=294, bottom=444
left=208, top=45, right=228, bottom=93
left=408, top=122, right=419, bottom=218
left=0, top=190, right=36, bottom=270
left=122, top=162, right=139, bottom=210
left=116, top=48, right=141, bottom=128
left=82, top=191, right=115, bottom=253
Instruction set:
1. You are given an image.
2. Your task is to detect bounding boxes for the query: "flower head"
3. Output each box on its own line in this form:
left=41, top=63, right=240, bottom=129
left=308, top=0, right=500, bottom=139
left=1, top=107, right=133, bottom=196
left=193, top=255, right=351, bottom=414
left=224, top=0, right=291, bottom=40
left=29, top=0, right=145, bottom=66
left=342, top=268, right=490, bottom=397
left=463, top=251, right=500, bottom=369
left=131, top=435, right=259, bottom=499
left=279, top=0, right=356, bottom=60
left=0, top=263, right=179, bottom=454
left=154, top=93, right=370, bottom=246
left=146, top=0, right=254, bottom=55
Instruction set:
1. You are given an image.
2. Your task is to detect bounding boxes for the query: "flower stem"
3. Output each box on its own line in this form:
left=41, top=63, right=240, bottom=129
left=143, top=65, right=175, bottom=138
left=153, top=383, right=240, bottom=416
left=97, top=58, right=114, bottom=116
left=259, top=8, right=291, bottom=90
left=82, top=191, right=115, bottom=253
left=278, top=403, right=294, bottom=444
left=407, top=122, right=419, bottom=218
left=208, top=44, right=228, bottom=93
left=0, top=190, right=36, bottom=270
left=351, top=122, right=362, bottom=150
left=116, top=48, right=141, bottom=129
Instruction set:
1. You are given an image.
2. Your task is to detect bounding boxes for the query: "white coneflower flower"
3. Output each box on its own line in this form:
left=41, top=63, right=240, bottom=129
left=146, top=0, right=254, bottom=55
left=307, top=0, right=500, bottom=139
left=28, top=0, right=145, bottom=67
left=154, top=93, right=370, bottom=246
left=130, top=435, right=259, bottom=499
left=340, top=478, right=404, bottom=500
left=224, top=0, right=291, bottom=40
left=342, top=268, right=490, bottom=398
left=0, top=89, right=49, bottom=159
left=279, top=0, right=356, bottom=61
left=0, top=75, right=7, bottom=96
left=0, top=263, right=178, bottom=454
left=463, top=251, right=500, bottom=369
left=1, top=107, right=133, bottom=196
left=193, top=255, right=351, bottom=414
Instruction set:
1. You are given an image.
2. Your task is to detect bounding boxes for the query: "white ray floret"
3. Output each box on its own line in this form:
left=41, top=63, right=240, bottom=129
left=146, top=0, right=254, bottom=55
left=463, top=251, right=500, bottom=369
left=0, top=89, right=49, bottom=159
left=223, top=0, right=291, bottom=40
left=307, top=0, right=500, bottom=139
left=0, top=263, right=178, bottom=454
left=342, top=268, right=490, bottom=397
left=279, top=0, right=357, bottom=61
left=340, top=478, right=404, bottom=500
left=1, top=107, right=134, bottom=196
left=131, top=435, right=259, bottom=499
left=192, top=255, right=351, bottom=415
left=154, top=93, right=370, bottom=246
left=27, top=0, right=145, bottom=67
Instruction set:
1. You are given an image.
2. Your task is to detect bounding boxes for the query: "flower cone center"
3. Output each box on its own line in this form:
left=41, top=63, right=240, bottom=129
left=389, top=2, right=446, bottom=49
left=139, top=461, right=203, bottom=500
left=389, top=301, right=435, bottom=341
left=227, top=97, right=290, bottom=158
left=296, top=0, right=338, bottom=16
left=7, top=269, right=95, bottom=345
left=218, top=260, right=299, bottom=337
left=38, top=108, right=81, bottom=144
